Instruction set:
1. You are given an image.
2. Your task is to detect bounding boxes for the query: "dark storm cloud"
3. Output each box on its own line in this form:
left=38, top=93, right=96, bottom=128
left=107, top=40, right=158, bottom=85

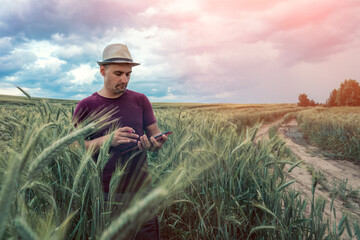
left=0, top=0, right=153, bottom=40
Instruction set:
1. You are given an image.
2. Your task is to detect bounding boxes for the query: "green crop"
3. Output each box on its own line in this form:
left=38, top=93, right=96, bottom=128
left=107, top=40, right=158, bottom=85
left=0, top=94, right=358, bottom=239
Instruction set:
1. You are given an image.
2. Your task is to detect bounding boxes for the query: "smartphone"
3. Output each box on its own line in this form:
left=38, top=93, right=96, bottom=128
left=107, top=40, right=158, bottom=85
left=120, top=131, right=172, bottom=154
left=153, top=131, right=172, bottom=140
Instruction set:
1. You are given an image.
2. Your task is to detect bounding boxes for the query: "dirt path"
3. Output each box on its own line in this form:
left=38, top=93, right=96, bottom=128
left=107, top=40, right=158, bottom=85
left=254, top=118, right=283, bottom=142
left=257, top=118, right=360, bottom=235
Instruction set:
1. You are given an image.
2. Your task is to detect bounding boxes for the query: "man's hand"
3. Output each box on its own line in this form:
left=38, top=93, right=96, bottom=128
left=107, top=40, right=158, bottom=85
left=110, top=127, right=139, bottom=147
left=138, top=134, right=168, bottom=152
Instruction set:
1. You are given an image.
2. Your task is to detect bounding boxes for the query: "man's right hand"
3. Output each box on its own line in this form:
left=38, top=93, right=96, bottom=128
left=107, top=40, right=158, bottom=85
left=110, top=127, right=139, bottom=147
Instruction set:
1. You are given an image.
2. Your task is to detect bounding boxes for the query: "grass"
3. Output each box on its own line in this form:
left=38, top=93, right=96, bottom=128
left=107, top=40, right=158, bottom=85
left=0, top=94, right=359, bottom=239
left=296, top=107, right=360, bottom=163
left=306, top=164, right=360, bottom=214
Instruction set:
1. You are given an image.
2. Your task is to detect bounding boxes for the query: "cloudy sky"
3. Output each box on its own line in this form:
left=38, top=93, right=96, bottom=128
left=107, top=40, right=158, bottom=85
left=1, top=0, right=360, bottom=103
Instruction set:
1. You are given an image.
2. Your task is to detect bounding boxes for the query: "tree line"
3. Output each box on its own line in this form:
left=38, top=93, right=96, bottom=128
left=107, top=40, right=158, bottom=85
left=298, top=79, right=360, bottom=107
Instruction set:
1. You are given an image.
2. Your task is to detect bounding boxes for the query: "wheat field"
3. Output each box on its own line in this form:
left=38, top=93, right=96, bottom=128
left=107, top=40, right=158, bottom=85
left=0, top=94, right=359, bottom=239
left=296, top=107, right=360, bottom=163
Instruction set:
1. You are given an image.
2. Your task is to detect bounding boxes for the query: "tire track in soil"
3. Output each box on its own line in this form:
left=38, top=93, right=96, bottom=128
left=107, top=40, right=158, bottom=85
left=257, top=118, right=360, bottom=238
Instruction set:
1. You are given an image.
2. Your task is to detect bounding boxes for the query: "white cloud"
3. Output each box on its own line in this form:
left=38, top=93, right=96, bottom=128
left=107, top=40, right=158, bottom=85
left=214, top=91, right=235, bottom=100
left=0, top=37, right=13, bottom=51
left=148, top=87, right=180, bottom=102
left=70, top=93, right=88, bottom=100
left=0, top=83, right=41, bottom=97
left=23, top=87, right=43, bottom=96
left=1, top=0, right=360, bottom=103
left=164, top=0, right=200, bottom=12
left=0, top=87, right=22, bottom=96
left=24, top=40, right=60, bottom=58
left=0, top=48, right=37, bottom=73
left=53, top=44, right=83, bottom=59
left=4, top=76, right=18, bottom=82
left=148, top=94, right=181, bottom=102
left=139, top=7, right=159, bottom=17
left=17, top=40, right=66, bottom=72
left=69, top=64, right=98, bottom=85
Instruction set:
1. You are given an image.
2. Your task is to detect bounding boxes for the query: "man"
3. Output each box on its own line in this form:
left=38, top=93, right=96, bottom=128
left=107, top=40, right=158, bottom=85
left=73, top=43, right=167, bottom=239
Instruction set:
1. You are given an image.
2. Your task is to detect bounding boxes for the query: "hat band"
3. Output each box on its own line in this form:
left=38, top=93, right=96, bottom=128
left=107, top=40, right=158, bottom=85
left=102, top=57, right=133, bottom=63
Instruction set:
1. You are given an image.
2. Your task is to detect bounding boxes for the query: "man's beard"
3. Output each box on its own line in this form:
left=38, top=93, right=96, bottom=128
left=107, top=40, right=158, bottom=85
left=115, top=84, right=127, bottom=93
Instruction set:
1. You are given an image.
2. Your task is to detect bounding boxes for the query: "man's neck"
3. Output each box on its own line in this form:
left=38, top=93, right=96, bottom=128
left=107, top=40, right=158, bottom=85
left=98, top=88, right=124, bottom=99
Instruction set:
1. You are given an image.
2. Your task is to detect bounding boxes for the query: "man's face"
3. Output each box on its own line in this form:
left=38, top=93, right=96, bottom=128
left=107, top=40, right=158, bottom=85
left=100, top=63, right=132, bottom=96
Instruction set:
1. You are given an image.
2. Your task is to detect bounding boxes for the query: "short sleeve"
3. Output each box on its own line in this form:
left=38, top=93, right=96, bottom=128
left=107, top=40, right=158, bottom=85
left=72, top=100, right=89, bottom=127
left=142, top=94, right=157, bottom=128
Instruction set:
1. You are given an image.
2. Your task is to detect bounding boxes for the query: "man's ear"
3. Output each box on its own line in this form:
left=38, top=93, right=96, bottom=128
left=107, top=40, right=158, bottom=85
left=100, top=65, right=106, bottom=77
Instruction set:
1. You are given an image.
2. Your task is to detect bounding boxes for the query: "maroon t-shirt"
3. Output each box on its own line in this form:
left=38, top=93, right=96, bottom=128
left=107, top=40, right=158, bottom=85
left=73, top=90, right=157, bottom=193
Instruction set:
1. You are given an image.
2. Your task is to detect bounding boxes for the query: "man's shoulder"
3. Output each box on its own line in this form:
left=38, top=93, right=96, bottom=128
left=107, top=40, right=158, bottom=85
left=125, top=89, right=150, bottom=103
left=73, top=93, right=100, bottom=122
left=126, top=89, right=146, bottom=97
left=77, top=92, right=99, bottom=105
left=75, top=93, right=101, bottom=112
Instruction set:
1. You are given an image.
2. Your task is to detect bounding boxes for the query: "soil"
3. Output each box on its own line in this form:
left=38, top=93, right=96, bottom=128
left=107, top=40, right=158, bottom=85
left=256, top=118, right=360, bottom=238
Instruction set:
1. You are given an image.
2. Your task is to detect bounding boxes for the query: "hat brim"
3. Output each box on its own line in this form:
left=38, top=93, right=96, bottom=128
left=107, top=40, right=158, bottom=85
left=97, top=60, right=140, bottom=66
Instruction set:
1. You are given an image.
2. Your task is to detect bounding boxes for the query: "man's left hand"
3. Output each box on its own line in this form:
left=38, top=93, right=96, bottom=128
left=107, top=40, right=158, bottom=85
left=138, top=134, right=168, bottom=152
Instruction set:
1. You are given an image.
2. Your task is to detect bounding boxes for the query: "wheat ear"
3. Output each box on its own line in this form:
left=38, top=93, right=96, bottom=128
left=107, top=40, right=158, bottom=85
left=100, top=187, right=167, bottom=240
left=27, top=123, right=96, bottom=180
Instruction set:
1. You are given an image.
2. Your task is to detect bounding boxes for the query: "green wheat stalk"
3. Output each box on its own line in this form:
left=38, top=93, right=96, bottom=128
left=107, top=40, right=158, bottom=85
left=66, top=150, right=94, bottom=218
left=100, top=187, right=168, bottom=240
left=0, top=153, right=23, bottom=239
left=16, top=86, right=32, bottom=101
left=14, top=217, right=39, bottom=240
left=0, top=124, right=52, bottom=239
left=27, top=123, right=96, bottom=180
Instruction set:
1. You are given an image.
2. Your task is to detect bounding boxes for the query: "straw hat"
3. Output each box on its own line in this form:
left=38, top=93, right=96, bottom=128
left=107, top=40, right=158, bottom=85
left=97, top=44, right=140, bottom=66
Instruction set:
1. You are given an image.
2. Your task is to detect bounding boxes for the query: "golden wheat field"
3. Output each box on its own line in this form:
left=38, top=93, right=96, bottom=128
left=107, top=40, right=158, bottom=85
left=0, top=94, right=359, bottom=240
left=295, top=107, right=360, bottom=163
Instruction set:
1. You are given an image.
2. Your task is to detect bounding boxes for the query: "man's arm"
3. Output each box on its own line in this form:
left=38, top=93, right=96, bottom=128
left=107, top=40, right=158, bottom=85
left=145, top=122, right=162, bottom=137
left=84, top=126, right=139, bottom=153
left=138, top=123, right=168, bottom=151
